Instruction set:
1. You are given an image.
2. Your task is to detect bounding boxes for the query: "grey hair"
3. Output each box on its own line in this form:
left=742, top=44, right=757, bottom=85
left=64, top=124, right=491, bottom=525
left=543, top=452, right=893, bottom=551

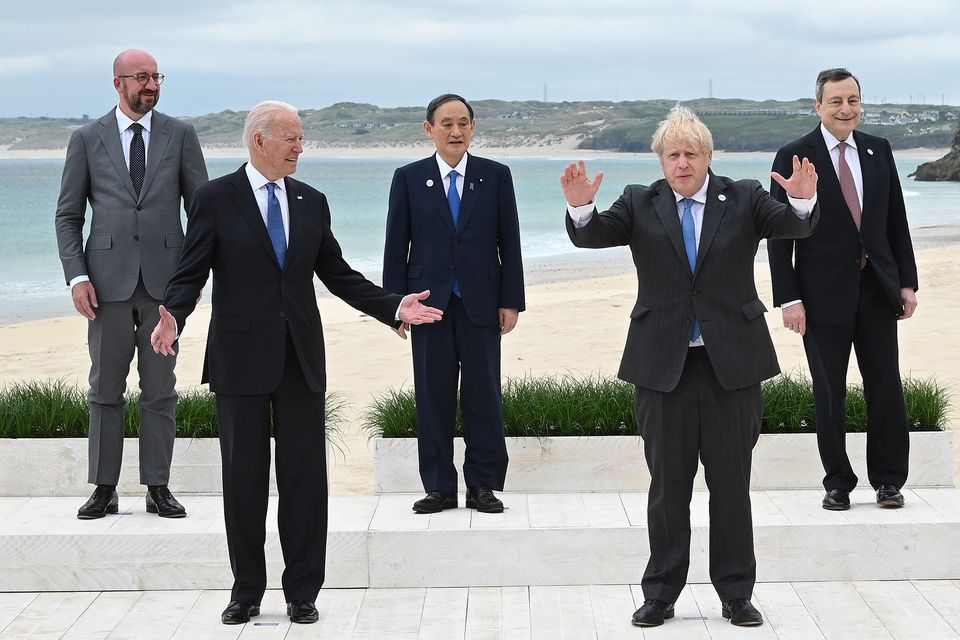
left=650, top=104, right=713, bottom=157
left=242, top=101, right=299, bottom=148
left=815, top=68, right=861, bottom=103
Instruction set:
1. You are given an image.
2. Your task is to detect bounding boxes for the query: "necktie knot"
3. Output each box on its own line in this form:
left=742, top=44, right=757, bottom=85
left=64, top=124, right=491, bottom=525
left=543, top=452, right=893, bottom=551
left=130, top=122, right=143, bottom=134
left=266, top=182, right=276, bottom=196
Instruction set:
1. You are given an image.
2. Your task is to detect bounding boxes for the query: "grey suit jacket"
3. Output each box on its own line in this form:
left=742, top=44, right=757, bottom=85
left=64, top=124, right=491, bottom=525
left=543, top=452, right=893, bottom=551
left=55, top=108, right=208, bottom=302
left=568, top=172, right=819, bottom=393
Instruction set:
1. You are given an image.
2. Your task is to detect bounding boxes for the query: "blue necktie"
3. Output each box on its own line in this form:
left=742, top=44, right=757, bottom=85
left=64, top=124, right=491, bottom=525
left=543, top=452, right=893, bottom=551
left=682, top=198, right=701, bottom=341
left=266, top=182, right=286, bottom=268
left=448, top=170, right=462, bottom=297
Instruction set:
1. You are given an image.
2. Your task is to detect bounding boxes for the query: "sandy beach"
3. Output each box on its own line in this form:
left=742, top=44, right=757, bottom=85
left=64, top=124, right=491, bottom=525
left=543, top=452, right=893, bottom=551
left=2, top=226, right=958, bottom=495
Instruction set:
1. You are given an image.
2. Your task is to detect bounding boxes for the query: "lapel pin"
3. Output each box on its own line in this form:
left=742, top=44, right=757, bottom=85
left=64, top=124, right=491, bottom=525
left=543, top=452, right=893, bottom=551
left=469, top=182, right=475, bottom=191
left=718, top=194, right=727, bottom=201
left=867, top=148, right=874, bottom=155
left=296, top=195, right=303, bottom=200
left=479, top=178, right=483, bottom=184
left=426, top=179, right=434, bottom=187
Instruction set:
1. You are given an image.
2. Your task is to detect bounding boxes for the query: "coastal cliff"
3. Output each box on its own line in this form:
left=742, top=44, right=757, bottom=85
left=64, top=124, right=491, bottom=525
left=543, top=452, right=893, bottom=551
left=911, top=125, right=960, bottom=181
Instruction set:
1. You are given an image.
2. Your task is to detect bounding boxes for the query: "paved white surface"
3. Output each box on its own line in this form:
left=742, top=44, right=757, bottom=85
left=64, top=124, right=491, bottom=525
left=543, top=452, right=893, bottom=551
left=2, top=581, right=960, bottom=639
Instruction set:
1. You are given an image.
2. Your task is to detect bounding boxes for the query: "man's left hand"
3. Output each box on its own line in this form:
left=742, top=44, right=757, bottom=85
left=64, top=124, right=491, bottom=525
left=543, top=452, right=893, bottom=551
left=499, top=308, right=519, bottom=335
left=771, top=154, right=818, bottom=199
left=399, top=290, right=443, bottom=325
left=899, top=288, right=918, bottom=320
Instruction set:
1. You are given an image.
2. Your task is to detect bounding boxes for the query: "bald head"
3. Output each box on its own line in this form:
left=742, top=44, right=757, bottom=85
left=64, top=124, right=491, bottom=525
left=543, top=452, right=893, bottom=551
left=113, top=49, right=161, bottom=119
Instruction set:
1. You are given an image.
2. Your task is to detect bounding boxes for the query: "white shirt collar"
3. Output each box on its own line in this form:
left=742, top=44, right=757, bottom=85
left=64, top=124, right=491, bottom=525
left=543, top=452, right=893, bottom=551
left=673, top=177, right=709, bottom=206
left=820, top=123, right=857, bottom=151
left=435, top=152, right=468, bottom=179
left=244, top=162, right=284, bottom=193
left=115, top=105, right=152, bottom=133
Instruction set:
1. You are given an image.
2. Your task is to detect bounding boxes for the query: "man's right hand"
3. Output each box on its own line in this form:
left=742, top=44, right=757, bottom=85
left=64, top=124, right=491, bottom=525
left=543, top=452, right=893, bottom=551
left=560, top=160, right=604, bottom=207
left=151, top=305, right=178, bottom=356
left=782, top=303, right=807, bottom=336
left=71, top=281, right=98, bottom=320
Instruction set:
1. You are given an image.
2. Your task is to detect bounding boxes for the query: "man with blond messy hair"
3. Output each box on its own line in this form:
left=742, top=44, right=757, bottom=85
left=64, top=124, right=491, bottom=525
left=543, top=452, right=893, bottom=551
left=561, top=105, right=820, bottom=628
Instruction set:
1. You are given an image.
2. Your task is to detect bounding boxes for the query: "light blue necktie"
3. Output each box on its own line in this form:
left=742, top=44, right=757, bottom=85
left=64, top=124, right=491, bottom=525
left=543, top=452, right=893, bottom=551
left=682, top=198, right=701, bottom=341
left=265, top=182, right=286, bottom=268
left=448, top=170, right=462, bottom=297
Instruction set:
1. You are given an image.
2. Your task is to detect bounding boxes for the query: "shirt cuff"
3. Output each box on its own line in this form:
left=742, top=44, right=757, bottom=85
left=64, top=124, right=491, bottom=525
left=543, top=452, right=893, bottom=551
left=69, top=275, right=90, bottom=288
left=567, top=201, right=596, bottom=228
left=781, top=299, right=803, bottom=308
left=787, top=192, right=817, bottom=218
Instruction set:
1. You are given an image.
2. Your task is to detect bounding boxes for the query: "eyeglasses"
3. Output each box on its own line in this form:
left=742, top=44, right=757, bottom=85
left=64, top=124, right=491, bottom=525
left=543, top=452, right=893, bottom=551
left=117, top=73, right=165, bottom=86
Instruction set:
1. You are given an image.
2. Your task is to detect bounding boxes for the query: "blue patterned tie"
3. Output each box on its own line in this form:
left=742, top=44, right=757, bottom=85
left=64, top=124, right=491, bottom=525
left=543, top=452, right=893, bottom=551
left=265, top=182, right=286, bottom=268
left=448, top=170, right=462, bottom=297
left=682, top=198, right=701, bottom=341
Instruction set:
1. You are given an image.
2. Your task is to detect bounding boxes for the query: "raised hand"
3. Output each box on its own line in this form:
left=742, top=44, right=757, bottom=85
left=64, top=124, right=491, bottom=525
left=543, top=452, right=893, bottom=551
left=150, top=305, right=178, bottom=356
left=560, top=160, right=604, bottom=207
left=771, top=155, right=818, bottom=199
left=398, top=290, right=444, bottom=325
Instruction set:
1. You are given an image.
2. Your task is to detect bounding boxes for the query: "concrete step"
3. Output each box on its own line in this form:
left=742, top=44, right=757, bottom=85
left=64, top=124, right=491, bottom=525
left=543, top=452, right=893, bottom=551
left=2, top=488, right=959, bottom=592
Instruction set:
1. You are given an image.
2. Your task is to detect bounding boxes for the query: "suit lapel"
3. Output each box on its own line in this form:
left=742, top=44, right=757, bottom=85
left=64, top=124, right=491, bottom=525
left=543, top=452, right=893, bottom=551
left=457, top=154, right=480, bottom=231
left=139, top=111, right=171, bottom=203
left=853, top=130, right=878, bottom=227
left=228, top=165, right=281, bottom=269
left=284, top=176, right=305, bottom=270
left=421, top=158, right=455, bottom=232
left=652, top=183, right=690, bottom=275
left=96, top=110, right=138, bottom=202
left=696, top=173, right=728, bottom=272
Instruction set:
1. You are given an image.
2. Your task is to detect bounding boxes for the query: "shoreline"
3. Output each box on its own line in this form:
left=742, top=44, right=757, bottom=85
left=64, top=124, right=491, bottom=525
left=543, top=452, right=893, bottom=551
left=3, top=222, right=959, bottom=328
left=0, top=146, right=949, bottom=161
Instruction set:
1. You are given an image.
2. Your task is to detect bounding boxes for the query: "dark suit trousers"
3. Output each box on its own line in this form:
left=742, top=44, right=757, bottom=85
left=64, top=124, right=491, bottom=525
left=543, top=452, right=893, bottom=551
left=802, top=263, right=909, bottom=491
left=636, top=347, right=762, bottom=604
left=411, top=295, right=508, bottom=494
left=216, top=336, right=328, bottom=605
left=87, top=277, right=177, bottom=485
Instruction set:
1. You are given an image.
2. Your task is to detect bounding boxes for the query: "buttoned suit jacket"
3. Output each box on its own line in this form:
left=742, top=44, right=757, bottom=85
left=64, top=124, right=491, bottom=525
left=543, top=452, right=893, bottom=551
left=55, top=108, right=208, bottom=300
left=382, top=153, right=525, bottom=323
left=767, top=127, right=918, bottom=324
left=162, top=165, right=403, bottom=395
left=567, top=171, right=820, bottom=393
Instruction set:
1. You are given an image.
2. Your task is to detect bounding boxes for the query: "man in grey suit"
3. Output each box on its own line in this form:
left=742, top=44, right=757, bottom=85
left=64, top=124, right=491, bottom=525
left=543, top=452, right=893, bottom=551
left=562, top=106, right=819, bottom=628
left=55, top=49, right=208, bottom=519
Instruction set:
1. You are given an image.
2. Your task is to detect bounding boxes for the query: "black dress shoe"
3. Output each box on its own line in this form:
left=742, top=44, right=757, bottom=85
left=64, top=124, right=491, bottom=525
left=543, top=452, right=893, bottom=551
left=221, top=600, right=259, bottom=624
left=822, top=488, right=851, bottom=511
left=413, top=491, right=457, bottom=514
left=722, top=598, right=763, bottom=626
left=77, top=485, right=118, bottom=519
left=632, top=599, right=674, bottom=626
left=466, top=485, right=504, bottom=513
left=146, top=485, right=187, bottom=518
left=877, top=484, right=905, bottom=507
left=287, top=600, right=319, bottom=624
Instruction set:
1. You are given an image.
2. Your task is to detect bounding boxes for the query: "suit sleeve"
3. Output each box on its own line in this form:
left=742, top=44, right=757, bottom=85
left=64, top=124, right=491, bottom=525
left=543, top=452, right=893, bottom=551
left=54, top=129, right=91, bottom=284
left=566, top=186, right=635, bottom=249
left=382, top=168, right=411, bottom=295
left=314, top=194, right=402, bottom=326
left=882, top=140, right=918, bottom=291
left=766, top=148, right=803, bottom=307
left=163, top=185, right=216, bottom=334
left=496, top=165, right=525, bottom=311
left=179, top=124, right=208, bottom=215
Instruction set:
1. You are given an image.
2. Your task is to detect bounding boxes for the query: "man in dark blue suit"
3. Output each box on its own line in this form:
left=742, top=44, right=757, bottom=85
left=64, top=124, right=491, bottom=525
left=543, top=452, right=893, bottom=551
left=383, top=94, right=525, bottom=514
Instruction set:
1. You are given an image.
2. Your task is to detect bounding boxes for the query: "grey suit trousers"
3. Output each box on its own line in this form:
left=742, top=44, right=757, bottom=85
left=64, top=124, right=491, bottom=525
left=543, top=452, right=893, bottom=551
left=87, top=278, right=177, bottom=485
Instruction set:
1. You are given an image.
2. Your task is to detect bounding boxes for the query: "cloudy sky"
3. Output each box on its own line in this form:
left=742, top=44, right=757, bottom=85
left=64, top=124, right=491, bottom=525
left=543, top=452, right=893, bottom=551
left=3, top=0, right=958, bottom=118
